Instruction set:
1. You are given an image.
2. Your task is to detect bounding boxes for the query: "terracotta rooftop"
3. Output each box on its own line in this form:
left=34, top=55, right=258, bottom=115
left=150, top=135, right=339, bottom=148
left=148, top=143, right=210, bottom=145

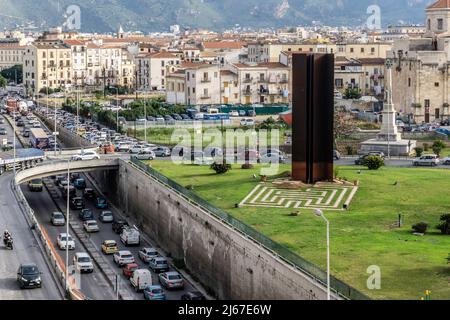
left=427, top=0, right=450, bottom=9
left=233, top=62, right=289, bottom=69
left=202, top=41, right=246, bottom=50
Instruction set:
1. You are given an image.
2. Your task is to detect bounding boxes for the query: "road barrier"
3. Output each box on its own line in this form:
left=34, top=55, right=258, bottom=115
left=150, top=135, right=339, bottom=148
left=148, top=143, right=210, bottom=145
left=12, top=175, right=86, bottom=300
left=130, top=157, right=370, bottom=301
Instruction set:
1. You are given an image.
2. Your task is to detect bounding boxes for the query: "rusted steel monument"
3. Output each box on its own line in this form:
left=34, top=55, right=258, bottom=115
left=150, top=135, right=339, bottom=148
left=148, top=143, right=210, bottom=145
left=291, top=53, right=334, bottom=183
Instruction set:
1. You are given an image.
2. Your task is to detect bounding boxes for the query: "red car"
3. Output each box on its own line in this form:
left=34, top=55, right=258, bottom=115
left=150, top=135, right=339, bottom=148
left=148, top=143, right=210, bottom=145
left=122, top=263, right=139, bottom=279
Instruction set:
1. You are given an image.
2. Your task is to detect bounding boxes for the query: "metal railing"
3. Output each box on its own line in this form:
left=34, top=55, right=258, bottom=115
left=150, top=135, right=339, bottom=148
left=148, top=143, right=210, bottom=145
left=129, top=158, right=370, bottom=301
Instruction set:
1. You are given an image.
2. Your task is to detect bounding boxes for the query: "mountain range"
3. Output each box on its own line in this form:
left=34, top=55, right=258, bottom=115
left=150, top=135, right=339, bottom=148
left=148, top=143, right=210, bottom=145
left=0, top=0, right=437, bottom=32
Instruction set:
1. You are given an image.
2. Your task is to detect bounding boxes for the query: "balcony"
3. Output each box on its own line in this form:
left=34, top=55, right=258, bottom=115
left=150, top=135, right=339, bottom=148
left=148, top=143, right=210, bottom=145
left=243, top=77, right=253, bottom=83
left=258, top=78, right=268, bottom=83
left=243, top=90, right=252, bottom=96
left=201, top=77, right=211, bottom=83
left=279, top=78, right=288, bottom=83
left=200, top=94, right=211, bottom=99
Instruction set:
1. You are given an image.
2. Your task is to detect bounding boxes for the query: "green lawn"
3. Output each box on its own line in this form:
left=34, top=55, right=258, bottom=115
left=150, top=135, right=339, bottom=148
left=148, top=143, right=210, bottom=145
left=149, top=161, right=450, bottom=300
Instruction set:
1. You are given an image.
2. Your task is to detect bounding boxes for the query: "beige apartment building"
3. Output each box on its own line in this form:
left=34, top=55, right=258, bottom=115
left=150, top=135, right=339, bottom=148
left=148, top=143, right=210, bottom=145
left=23, top=42, right=72, bottom=94
left=389, top=0, right=450, bottom=123
left=335, top=43, right=392, bottom=59
left=0, top=43, right=25, bottom=71
left=135, top=51, right=181, bottom=91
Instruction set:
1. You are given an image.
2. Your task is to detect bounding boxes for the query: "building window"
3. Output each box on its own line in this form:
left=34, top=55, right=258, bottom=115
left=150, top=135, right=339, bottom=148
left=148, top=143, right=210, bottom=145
left=428, top=19, right=431, bottom=30
left=438, top=19, right=444, bottom=30
left=361, top=48, right=365, bottom=53
left=350, top=48, right=354, bottom=53
left=435, top=82, right=440, bottom=87
left=408, top=78, right=411, bottom=87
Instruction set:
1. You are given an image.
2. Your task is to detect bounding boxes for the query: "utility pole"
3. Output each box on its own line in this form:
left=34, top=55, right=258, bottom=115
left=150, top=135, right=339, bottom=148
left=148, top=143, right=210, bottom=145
left=65, top=159, right=70, bottom=293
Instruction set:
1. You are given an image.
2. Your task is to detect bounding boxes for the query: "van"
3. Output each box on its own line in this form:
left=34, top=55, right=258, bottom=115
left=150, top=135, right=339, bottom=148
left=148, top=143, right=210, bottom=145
left=130, top=269, right=152, bottom=292
left=120, top=227, right=140, bottom=246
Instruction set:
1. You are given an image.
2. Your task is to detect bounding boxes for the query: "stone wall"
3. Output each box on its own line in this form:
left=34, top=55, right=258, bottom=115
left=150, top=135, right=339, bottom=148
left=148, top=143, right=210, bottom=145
left=89, top=160, right=335, bottom=300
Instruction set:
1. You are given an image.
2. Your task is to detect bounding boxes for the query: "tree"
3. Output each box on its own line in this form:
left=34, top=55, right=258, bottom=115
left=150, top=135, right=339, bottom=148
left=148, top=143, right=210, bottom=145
left=0, top=65, right=22, bottom=84
left=412, top=222, right=428, bottom=234
left=362, top=155, right=385, bottom=170
left=344, top=87, right=361, bottom=100
left=334, top=109, right=357, bottom=150
left=436, top=214, right=450, bottom=235
left=432, top=140, right=446, bottom=157
left=414, top=147, right=424, bottom=157
left=0, top=74, right=6, bottom=88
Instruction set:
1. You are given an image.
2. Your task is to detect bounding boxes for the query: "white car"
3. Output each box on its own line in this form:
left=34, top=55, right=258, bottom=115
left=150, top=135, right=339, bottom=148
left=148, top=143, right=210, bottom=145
left=73, top=252, right=94, bottom=273
left=51, top=212, right=66, bottom=226
left=57, top=233, right=75, bottom=250
left=240, top=118, right=255, bottom=126
left=120, top=227, right=140, bottom=246
left=138, top=247, right=159, bottom=263
left=135, top=150, right=156, bottom=160
left=129, top=145, right=154, bottom=154
left=72, top=151, right=100, bottom=161
left=442, top=156, right=450, bottom=165
left=83, top=220, right=100, bottom=233
left=113, top=250, right=135, bottom=267
left=413, top=154, right=440, bottom=167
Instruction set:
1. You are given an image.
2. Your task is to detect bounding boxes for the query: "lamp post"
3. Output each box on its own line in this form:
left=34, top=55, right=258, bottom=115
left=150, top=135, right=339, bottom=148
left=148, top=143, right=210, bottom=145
left=110, top=86, right=119, bottom=132
left=13, top=108, right=16, bottom=183
left=314, top=208, right=330, bottom=300
left=65, top=159, right=71, bottom=292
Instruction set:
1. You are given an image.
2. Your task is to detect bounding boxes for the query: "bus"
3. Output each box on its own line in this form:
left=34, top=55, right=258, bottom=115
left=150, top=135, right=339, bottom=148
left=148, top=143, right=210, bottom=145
left=29, top=128, right=49, bottom=150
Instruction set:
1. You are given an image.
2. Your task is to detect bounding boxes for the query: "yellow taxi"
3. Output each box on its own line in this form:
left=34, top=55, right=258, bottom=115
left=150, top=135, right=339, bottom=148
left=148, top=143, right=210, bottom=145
left=101, top=240, right=118, bottom=255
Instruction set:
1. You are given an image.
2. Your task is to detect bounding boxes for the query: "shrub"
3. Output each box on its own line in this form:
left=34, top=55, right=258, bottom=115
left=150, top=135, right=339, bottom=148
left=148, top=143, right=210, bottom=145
left=210, top=162, right=232, bottom=174
left=412, top=222, right=428, bottom=234
left=241, top=163, right=254, bottom=170
left=414, top=147, right=424, bottom=157
left=436, top=214, right=450, bottom=235
left=423, top=143, right=429, bottom=152
left=362, top=155, right=385, bottom=170
left=345, top=145, right=355, bottom=155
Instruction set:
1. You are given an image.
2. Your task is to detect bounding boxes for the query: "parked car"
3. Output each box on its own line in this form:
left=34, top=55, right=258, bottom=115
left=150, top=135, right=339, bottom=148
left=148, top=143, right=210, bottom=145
left=134, top=150, right=155, bottom=160
left=73, top=252, right=94, bottom=273
left=113, top=251, right=135, bottom=267
left=148, top=257, right=169, bottom=273
left=144, top=285, right=166, bottom=301
left=17, top=263, right=42, bottom=289
left=240, top=118, right=255, bottom=126
left=333, top=150, right=341, bottom=160
left=95, top=196, right=108, bottom=209
left=50, top=212, right=65, bottom=226
left=83, top=220, right=100, bottom=233
left=153, top=147, right=171, bottom=157
left=72, top=151, right=100, bottom=161
left=441, top=156, right=450, bottom=165
left=57, top=233, right=75, bottom=250
left=258, top=152, right=287, bottom=164
left=122, top=263, right=139, bottom=279
left=99, top=211, right=114, bottom=223
left=101, top=240, right=119, bottom=255
left=130, top=269, right=153, bottom=292
left=79, top=209, right=94, bottom=221
left=158, top=271, right=184, bottom=290
left=112, top=220, right=129, bottom=234
left=138, top=247, right=159, bottom=263
left=181, top=291, right=206, bottom=301
left=413, top=154, right=440, bottom=167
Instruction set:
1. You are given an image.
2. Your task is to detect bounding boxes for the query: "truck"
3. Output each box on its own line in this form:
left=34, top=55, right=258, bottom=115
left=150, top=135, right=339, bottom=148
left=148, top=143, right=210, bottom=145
left=29, top=128, right=49, bottom=150
left=0, top=148, right=45, bottom=174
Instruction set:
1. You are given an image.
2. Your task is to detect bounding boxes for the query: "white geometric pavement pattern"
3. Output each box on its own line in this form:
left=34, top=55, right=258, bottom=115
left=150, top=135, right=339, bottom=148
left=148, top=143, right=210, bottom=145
left=239, top=184, right=358, bottom=211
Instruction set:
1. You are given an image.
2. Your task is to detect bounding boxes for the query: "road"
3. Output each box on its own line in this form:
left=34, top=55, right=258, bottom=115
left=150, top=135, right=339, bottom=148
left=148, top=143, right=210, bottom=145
left=0, top=113, right=62, bottom=300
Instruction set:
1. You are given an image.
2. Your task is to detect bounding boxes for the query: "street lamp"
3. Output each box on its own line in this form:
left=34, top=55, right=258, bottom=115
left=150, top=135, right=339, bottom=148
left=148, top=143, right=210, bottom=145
left=65, top=159, right=71, bottom=293
left=110, top=86, right=119, bottom=132
left=313, top=208, right=330, bottom=301
left=13, top=108, right=16, bottom=183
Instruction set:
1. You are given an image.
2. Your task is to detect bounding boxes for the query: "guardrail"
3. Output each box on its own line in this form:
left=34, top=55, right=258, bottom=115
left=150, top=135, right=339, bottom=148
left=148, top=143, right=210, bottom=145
left=12, top=176, right=86, bottom=300
left=129, top=157, right=370, bottom=301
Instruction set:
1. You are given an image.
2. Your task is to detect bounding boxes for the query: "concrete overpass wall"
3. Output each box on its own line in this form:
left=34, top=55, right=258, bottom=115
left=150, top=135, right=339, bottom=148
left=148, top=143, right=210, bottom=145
left=90, top=160, right=334, bottom=300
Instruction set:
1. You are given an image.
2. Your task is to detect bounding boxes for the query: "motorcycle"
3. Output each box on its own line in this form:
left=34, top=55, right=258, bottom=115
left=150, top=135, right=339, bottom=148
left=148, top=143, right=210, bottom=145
left=2, top=236, right=13, bottom=250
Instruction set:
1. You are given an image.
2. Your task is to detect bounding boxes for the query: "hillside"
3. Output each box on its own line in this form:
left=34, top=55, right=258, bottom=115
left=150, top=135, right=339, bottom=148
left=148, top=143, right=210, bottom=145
left=0, top=0, right=433, bottom=32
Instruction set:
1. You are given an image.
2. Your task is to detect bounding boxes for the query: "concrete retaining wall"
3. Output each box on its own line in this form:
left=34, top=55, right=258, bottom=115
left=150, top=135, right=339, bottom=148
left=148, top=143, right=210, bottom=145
left=90, top=160, right=333, bottom=300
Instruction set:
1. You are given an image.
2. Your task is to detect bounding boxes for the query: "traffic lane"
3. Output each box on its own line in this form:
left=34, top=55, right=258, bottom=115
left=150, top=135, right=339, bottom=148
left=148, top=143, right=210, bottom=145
left=57, top=176, right=197, bottom=301
left=21, top=184, right=116, bottom=300
left=0, top=115, right=22, bottom=149
left=0, top=173, right=61, bottom=300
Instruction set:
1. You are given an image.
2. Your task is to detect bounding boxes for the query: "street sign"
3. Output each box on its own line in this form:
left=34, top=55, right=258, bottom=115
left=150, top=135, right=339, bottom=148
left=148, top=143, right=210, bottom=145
left=53, top=132, right=59, bottom=136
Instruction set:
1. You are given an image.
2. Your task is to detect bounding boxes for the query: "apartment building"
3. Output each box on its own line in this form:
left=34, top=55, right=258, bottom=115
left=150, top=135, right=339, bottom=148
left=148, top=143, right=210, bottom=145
left=335, top=43, right=392, bottom=59
left=0, top=43, right=25, bottom=71
left=65, top=40, right=87, bottom=87
left=23, top=42, right=72, bottom=94
left=148, top=52, right=181, bottom=91
left=185, top=63, right=221, bottom=105
left=220, top=69, right=240, bottom=104
left=201, top=41, right=247, bottom=65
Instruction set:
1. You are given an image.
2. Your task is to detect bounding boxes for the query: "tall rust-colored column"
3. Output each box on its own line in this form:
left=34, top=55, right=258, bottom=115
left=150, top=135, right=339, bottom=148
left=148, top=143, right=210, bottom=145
left=291, top=53, right=334, bottom=183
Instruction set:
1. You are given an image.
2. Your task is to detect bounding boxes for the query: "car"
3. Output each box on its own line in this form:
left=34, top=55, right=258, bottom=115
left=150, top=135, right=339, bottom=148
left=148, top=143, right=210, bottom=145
left=99, top=210, right=114, bottom=223
left=112, top=220, right=129, bottom=234
left=83, top=188, right=96, bottom=200
left=441, top=156, right=450, bottom=165
left=101, top=240, right=119, bottom=255
left=333, top=150, right=341, bottom=160
left=57, top=233, right=75, bottom=250
left=116, top=143, right=131, bottom=152
left=122, top=263, right=139, bottom=279
left=83, top=220, right=100, bottom=233
left=51, top=212, right=65, bottom=226
left=73, top=252, right=94, bottom=273
left=258, top=152, right=287, bottom=164
left=413, top=154, right=440, bottom=167
left=0, top=128, right=7, bottom=135
left=153, top=147, right=171, bottom=157
left=134, top=150, right=155, bottom=160
left=28, top=179, right=43, bottom=192
left=17, top=263, right=42, bottom=289
left=71, top=151, right=100, bottom=161
left=129, top=145, right=152, bottom=154
left=158, top=271, right=184, bottom=290
left=113, top=250, right=135, bottom=267
left=148, top=257, right=169, bottom=273
left=74, top=178, right=87, bottom=189
left=79, top=209, right=94, bottom=221
left=70, top=197, right=85, bottom=210
left=144, top=285, right=166, bottom=300
left=181, top=291, right=206, bottom=301
left=138, top=247, right=159, bottom=263
left=120, top=227, right=140, bottom=246
left=95, top=196, right=108, bottom=209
